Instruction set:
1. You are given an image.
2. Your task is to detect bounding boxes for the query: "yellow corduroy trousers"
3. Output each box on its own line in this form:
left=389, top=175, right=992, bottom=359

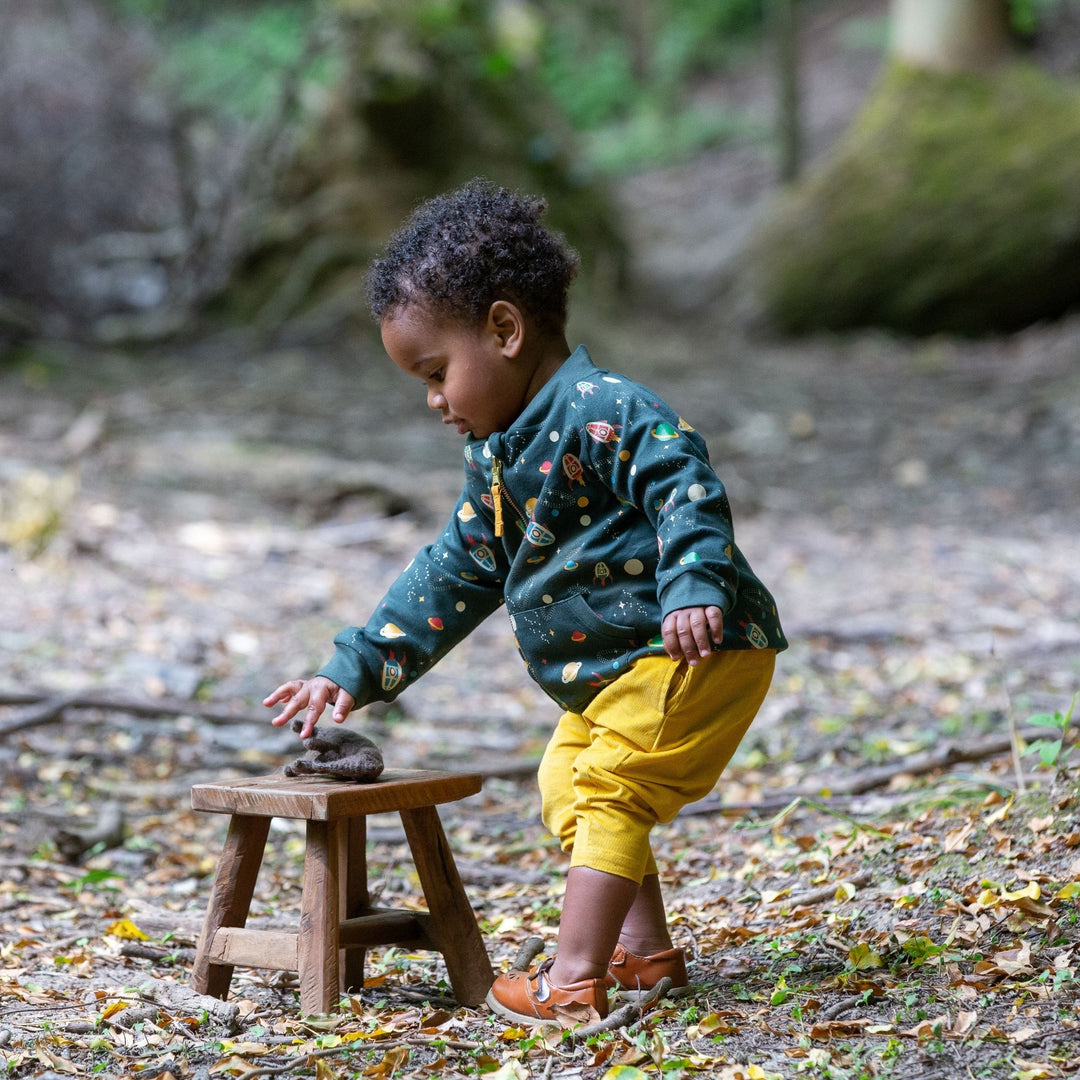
left=537, top=649, right=776, bottom=883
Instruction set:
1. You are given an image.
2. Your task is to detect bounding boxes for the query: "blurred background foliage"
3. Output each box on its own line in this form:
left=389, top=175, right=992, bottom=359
left=109, top=0, right=771, bottom=166
left=1, top=0, right=1078, bottom=350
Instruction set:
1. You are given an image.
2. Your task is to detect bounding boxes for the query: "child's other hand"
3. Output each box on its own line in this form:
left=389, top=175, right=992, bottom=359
left=662, top=606, right=723, bottom=666
left=263, top=677, right=356, bottom=739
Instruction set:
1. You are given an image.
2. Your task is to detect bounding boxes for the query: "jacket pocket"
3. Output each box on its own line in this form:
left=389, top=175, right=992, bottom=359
left=509, top=593, right=639, bottom=711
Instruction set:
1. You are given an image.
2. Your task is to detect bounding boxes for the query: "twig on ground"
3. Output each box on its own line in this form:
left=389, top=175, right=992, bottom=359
left=0, top=690, right=263, bottom=727
left=571, top=976, right=672, bottom=1039
left=120, top=942, right=196, bottom=965
left=682, top=721, right=1077, bottom=816
left=783, top=870, right=874, bottom=908
left=818, top=997, right=864, bottom=1021
left=55, top=800, right=125, bottom=863
left=511, top=936, right=546, bottom=972
left=0, top=693, right=80, bottom=736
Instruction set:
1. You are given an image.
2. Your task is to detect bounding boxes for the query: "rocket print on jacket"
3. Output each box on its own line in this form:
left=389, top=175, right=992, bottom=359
left=316, top=347, right=786, bottom=715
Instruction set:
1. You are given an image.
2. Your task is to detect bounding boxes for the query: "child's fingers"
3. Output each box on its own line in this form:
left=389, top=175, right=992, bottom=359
left=661, top=612, right=684, bottom=661
left=298, top=683, right=334, bottom=739
left=706, top=605, right=724, bottom=647
left=683, top=608, right=713, bottom=663
left=263, top=680, right=301, bottom=707
left=663, top=607, right=722, bottom=665
left=331, top=689, right=356, bottom=723
left=266, top=681, right=307, bottom=727
left=663, top=609, right=702, bottom=663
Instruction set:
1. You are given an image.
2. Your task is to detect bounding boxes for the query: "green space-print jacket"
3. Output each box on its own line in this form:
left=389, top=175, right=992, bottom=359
left=319, top=346, right=787, bottom=714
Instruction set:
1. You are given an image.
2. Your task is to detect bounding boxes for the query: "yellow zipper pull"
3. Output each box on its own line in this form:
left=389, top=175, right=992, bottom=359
left=491, top=458, right=504, bottom=537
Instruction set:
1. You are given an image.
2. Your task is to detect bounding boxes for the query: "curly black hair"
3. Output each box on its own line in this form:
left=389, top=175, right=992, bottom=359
left=365, top=178, right=579, bottom=336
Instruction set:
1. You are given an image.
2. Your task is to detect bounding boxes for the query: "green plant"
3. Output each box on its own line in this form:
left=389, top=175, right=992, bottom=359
left=65, top=868, right=125, bottom=894
left=1022, top=692, right=1078, bottom=773
left=1009, top=0, right=1059, bottom=33
left=536, top=0, right=767, bottom=172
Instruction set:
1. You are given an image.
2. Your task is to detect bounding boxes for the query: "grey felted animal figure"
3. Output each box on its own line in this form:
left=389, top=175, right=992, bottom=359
left=283, top=719, right=384, bottom=781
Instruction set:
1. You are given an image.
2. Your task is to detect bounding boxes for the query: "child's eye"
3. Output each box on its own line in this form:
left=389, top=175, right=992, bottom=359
left=429, top=368, right=445, bottom=383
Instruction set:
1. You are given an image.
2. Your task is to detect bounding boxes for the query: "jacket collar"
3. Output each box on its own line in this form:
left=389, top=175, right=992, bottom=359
left=482, top=345, right=595, bottom=460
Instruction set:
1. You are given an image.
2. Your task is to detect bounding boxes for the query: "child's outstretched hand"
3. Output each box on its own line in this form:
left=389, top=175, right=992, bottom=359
left=662, top=605, right=724, bottom=666
left=264, top=677, right=356, bottom=740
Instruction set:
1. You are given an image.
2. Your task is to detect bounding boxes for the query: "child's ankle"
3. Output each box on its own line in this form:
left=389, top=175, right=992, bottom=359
left=617, top=937, right=676, bottom=958
left=547, top=956, right=608, bottom=986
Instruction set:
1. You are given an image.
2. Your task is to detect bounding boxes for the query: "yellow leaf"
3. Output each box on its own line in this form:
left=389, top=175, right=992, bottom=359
left=848, top=943, right=883, bottom=970
left=691, top=1011, right=741, bottom=1036
left=1001, top=881, right=1041, bottom=903
left=600, top=1068, right=650, bottom=1080
left=363, top=1047, right=410, bottom=1078
left=209, top=1055, right=257, bottom=1076
left=835, top=881, right=857, bottom=903
left=760, top=888, right=791, bottom=904
left=1008, top=1027, right=1039, bottom=1044
left=315, top=1059, right=335, bottom=1080
left=984, top=795, right=1013, bottom=825
left=498, top=1027, right=532, bottom=1043
left=751, top=1062, right=786, bottom=1080
left=100, top=999, right=131, bottom=1020
left=35, top=1047, right=79, bottom=1075
left=106, top=918, right=149, bottom=941
left=483, top=1064, right=529, bottom=1080
left=219, top=1043, right=269, bottom=1056
left=1055, top=881, right=1080, bottom=899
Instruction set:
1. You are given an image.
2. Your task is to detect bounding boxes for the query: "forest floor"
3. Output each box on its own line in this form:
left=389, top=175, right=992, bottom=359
left=3, top=4, right=1080, bottom=1079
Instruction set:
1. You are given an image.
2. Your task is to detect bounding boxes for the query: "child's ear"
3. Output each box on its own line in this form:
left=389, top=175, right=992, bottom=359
left=486, top=300, right=525, bottom=358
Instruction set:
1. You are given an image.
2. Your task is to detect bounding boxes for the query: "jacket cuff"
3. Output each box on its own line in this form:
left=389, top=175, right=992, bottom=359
left=316, top=642, right=369, bottom=705
left=659, top=573, right=734, bottom=621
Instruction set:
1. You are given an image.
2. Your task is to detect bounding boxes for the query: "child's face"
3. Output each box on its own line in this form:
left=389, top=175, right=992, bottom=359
left=381, top=303, right=534, bottom=440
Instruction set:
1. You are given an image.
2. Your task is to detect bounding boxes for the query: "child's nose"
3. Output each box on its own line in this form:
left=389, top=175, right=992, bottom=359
left=428, top=388, right=447, bottom=411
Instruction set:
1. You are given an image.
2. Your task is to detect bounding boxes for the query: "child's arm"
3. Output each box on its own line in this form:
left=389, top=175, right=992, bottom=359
left=264, top=676, right=356, bottom=740
left=265, top=485, right=506, bottom=740
left=661, top=604, right=724, bottom=666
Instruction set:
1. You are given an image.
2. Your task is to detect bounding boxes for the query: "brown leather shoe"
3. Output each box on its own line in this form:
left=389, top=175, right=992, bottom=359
left=606, top=943, right=689, bottom=992
left=486, top=958, right=608, bottom=1026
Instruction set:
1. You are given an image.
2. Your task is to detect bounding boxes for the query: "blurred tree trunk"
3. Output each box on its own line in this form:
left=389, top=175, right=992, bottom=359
left=621, top=0, right=655, bottom=84
left=770, top=0, right=802, bottom=183
left=890, top=0, right=1012, bottom=71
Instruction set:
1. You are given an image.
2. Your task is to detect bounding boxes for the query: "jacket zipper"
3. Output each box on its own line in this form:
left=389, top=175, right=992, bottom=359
left=490, top=457, right=525, bottom=537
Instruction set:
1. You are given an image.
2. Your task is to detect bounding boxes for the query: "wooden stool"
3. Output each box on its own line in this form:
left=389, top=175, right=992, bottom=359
left=189, top=770, right=493, bottom=1015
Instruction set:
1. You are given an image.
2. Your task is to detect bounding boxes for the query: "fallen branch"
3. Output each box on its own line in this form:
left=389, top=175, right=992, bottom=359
left=511, top=936, right=546, bottom=972
left=783, top=870, right=874, bottom=908
left=0, top=689, right=268, bottom=729
left=0, top=693, right=80, bottom=736
left=683, top=722, right=1073, bottom=816
left=572, top=976, right=673, bottom=1039
left=55, top=800, right=126, bottom=864
left=120, top=942, right=196, bottom=965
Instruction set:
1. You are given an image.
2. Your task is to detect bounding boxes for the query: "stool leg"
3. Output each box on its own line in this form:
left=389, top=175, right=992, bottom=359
left=400, top=806, right=493, bottom=1006
left=339, top=816, right=368, bottom=996
left=298, top=819, right=341, bottom=1016
left=191, top=813, right=271, bottom=999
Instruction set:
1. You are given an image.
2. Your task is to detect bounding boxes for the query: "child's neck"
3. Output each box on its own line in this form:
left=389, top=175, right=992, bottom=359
left=521, top=334, right=571, bottom=411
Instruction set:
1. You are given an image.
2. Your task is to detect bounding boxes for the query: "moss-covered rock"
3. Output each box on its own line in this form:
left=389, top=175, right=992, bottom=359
left=749, top=62, right=1080, bottom=336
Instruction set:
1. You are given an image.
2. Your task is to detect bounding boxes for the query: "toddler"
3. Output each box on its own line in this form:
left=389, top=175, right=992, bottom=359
left=265, top=178, right=786, bottom=1025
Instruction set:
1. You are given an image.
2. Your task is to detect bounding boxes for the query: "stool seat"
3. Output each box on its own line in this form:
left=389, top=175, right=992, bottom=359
left=189, top=770, right=493, bottom=1015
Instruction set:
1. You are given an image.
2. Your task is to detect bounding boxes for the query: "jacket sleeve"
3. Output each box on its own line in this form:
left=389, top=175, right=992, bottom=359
left=317, top=482, right=507, bottom=706
left=579, top=390, right=740, bottom=619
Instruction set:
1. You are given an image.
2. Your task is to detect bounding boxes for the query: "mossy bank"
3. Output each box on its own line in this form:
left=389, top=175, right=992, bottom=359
left=749, top=62, right=1080, bottom=336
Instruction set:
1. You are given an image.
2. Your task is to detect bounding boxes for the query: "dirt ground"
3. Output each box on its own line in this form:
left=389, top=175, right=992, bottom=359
left=3, top=4, right=1080, bottom=1078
